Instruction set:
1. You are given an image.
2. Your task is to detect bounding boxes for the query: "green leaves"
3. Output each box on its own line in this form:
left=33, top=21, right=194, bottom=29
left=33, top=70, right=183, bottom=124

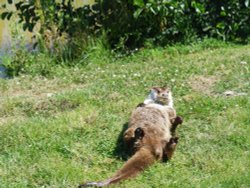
left=245, top=0, right=249, bottom=7
left=191, top=1, right=205, bottom=14
left=1, top=12, right=13, bottom=20
left=133, top=8, right=143, bottom=19
left=216, top=22, right=226, bottom=29
left=133, top=0, right=144, bottom=7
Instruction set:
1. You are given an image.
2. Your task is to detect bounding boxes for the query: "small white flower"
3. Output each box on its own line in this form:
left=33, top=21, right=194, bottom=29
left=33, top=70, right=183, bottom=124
left=240, top=61, right=247, bottom=65
left=47, top=93, right=53, bottom=97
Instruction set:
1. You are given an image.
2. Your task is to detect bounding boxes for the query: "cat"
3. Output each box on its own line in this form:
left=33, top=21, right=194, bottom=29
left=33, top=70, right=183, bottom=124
left=79, top=88, right=182, bottom=187
left=137, top=86, right=183, bottom=135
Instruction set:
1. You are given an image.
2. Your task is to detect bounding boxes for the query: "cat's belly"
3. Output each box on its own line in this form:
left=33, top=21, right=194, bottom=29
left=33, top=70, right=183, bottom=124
left=128, top=106, right=172, bottom=141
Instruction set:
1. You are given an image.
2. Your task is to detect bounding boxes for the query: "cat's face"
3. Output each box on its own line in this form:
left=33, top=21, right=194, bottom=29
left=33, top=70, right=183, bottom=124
left=150, top=86, right=171, bottom=105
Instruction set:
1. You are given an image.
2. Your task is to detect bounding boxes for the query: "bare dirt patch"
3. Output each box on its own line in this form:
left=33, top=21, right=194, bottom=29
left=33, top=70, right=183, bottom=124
left=188, top=75, right=219, bottom=95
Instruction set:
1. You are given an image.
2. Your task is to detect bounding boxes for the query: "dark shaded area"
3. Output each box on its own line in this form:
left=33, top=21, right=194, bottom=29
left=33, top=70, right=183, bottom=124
left=112, top=122, right=130, bottom=161
left=112, top=121, right=146, bottom=161
left=89, top=0, right=250, bottom=49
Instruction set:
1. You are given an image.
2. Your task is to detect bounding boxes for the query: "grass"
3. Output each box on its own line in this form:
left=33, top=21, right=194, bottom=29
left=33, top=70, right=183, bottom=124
left=0, top=39, right=249, bottom=187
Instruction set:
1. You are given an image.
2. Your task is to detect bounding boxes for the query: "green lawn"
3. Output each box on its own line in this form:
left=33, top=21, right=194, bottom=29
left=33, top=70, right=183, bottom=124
left=0, top=40, right=249, bottom=187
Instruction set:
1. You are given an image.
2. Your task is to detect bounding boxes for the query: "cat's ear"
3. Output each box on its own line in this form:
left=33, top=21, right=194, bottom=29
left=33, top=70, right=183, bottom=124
left=162, top=86, right=170, bottom=92
left=151, top=86, right=160, bottom=93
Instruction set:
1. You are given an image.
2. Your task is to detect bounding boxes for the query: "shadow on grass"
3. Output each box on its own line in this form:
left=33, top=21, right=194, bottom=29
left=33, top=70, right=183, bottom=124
left=112, top=122, right=132, bottom=161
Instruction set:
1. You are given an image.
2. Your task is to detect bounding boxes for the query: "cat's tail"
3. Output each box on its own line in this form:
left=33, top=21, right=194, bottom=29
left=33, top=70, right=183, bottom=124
left=78, top=148, right=156, bottom=187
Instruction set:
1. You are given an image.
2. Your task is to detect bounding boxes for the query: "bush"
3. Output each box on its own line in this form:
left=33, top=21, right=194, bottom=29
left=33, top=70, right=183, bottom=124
left=87, top=0, right=250, bottom=49
left=188, top=0, right=250, bottom=42
left=2, top=0, right=249, bottom=50
left=88, top=0, right=191, bottom=49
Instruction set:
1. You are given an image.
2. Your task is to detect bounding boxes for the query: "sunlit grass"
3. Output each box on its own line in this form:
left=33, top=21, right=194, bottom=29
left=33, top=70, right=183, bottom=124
left=0, top=40, right=249, bottom=187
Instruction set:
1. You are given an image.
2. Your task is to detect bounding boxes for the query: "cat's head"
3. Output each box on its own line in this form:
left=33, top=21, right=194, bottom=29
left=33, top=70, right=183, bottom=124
left=150, top=86, right=172, bottom=105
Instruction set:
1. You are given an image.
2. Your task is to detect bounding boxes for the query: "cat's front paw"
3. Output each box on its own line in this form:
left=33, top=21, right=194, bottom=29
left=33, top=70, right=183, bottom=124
left=173, top=116, right=183, bottom=126
left=136, top=103, right=146, bottom=108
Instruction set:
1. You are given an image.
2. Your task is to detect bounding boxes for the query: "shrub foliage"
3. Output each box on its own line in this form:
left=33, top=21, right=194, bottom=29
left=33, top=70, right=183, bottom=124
left=90, top=0, right=250, bottom=48
left=1, top=0, right=250, bottom=49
